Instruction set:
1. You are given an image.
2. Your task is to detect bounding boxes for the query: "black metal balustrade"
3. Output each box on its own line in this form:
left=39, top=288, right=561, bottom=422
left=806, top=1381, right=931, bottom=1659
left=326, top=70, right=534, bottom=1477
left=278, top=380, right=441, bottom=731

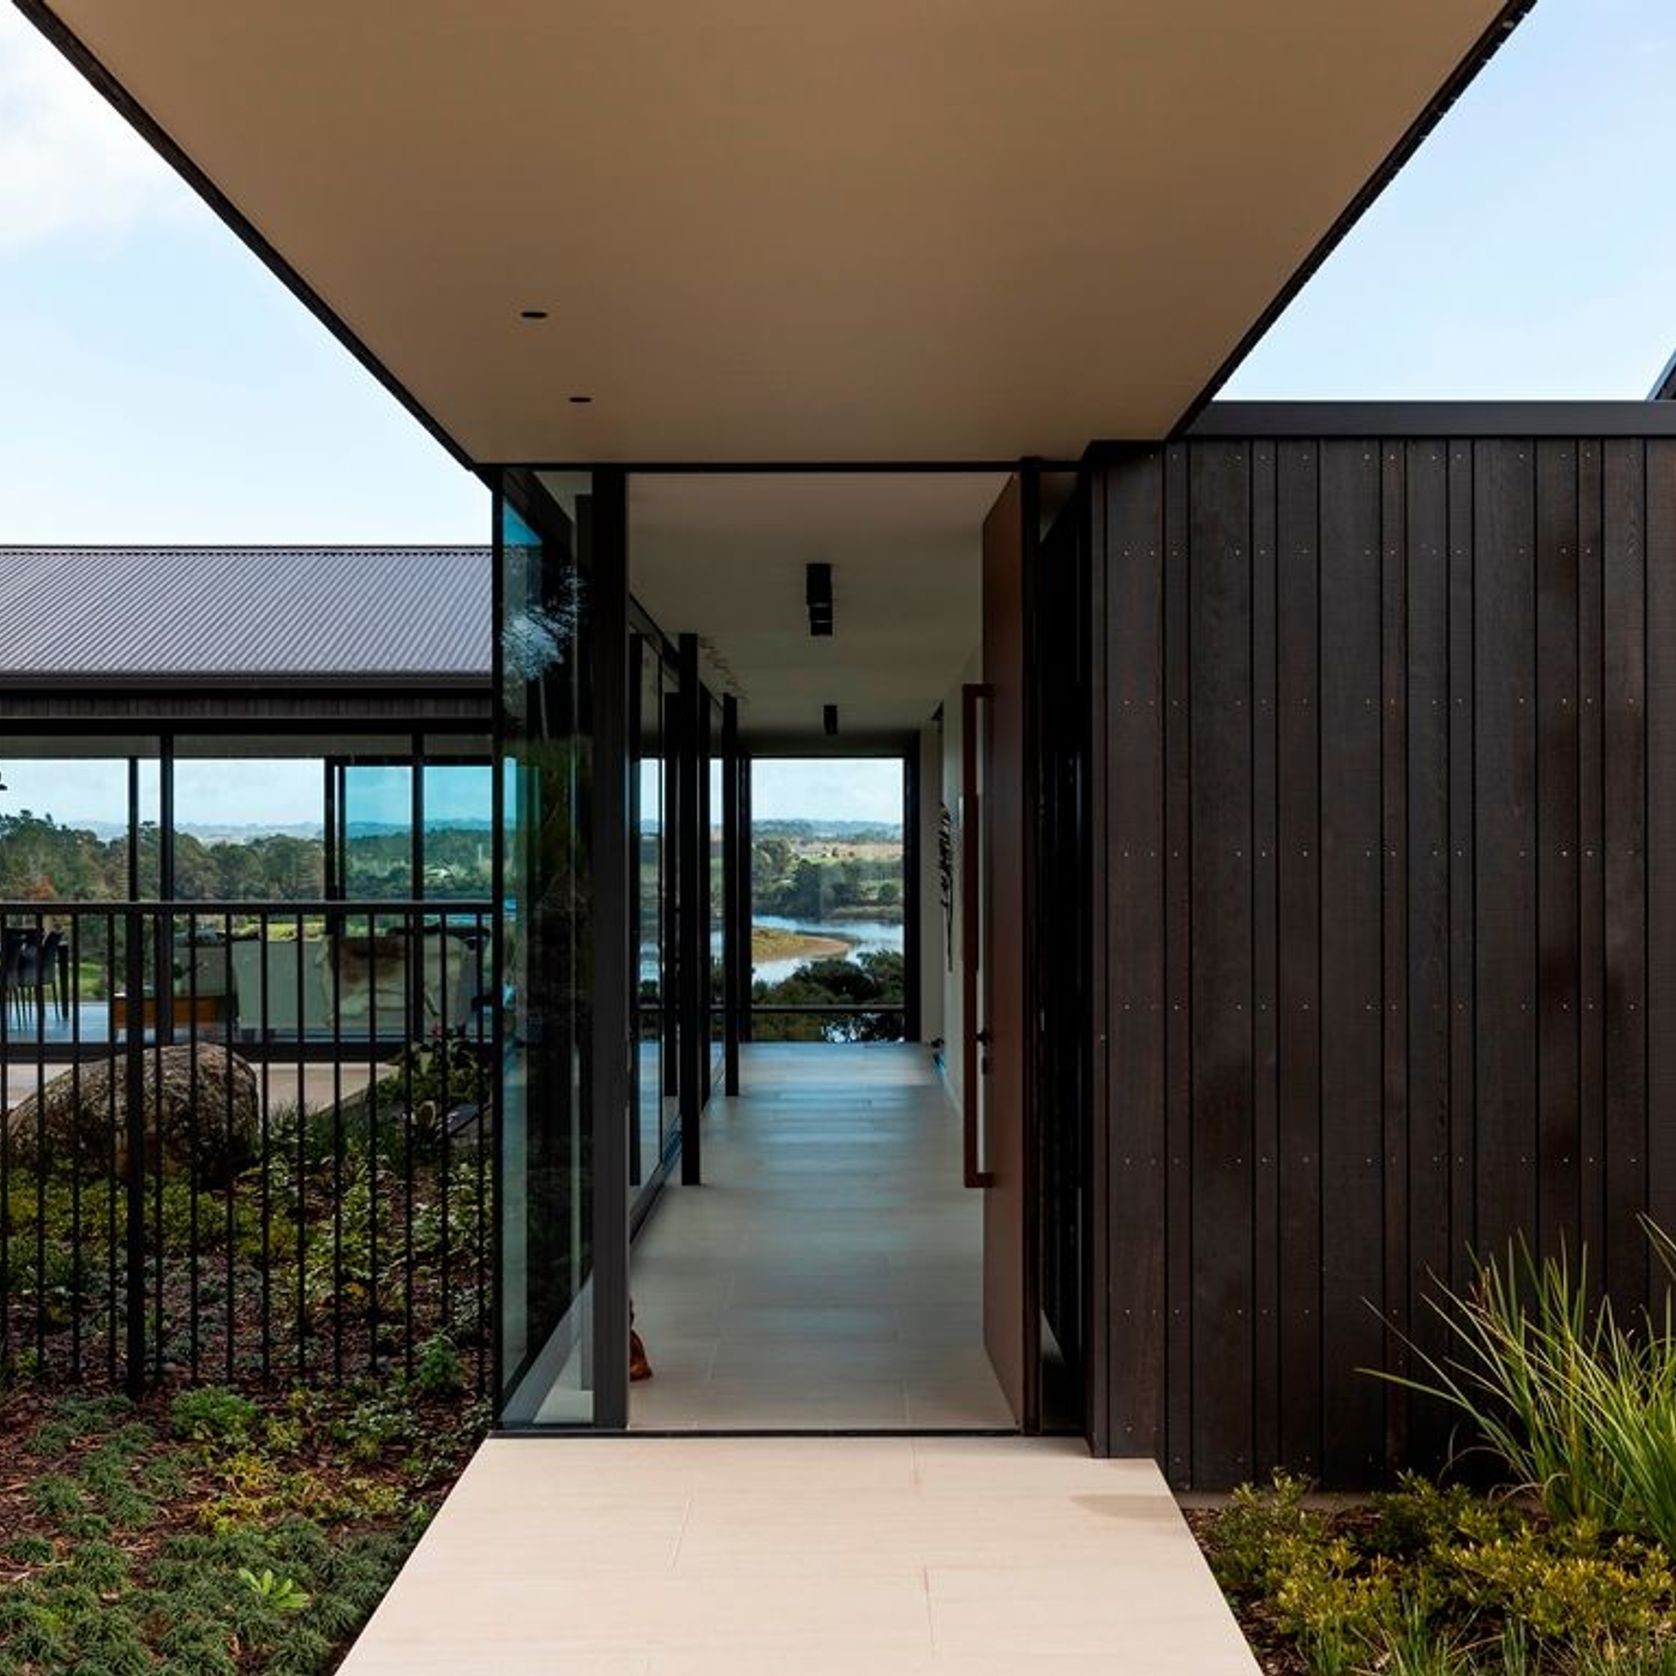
left=0, top=900, right=494, bottom=1398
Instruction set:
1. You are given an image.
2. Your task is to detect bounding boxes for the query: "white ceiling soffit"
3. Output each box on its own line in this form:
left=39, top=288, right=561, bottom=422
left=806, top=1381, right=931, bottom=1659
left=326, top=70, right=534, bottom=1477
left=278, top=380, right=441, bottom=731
left=622, top=473, right=997, bottom=738
left=38, top=1, right=1516, bottom=464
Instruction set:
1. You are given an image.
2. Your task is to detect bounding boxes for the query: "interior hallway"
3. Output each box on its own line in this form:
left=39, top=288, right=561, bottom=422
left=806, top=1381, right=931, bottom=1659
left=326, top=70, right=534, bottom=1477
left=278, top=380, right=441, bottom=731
left=629, top=1042, right=1014, bottom=1431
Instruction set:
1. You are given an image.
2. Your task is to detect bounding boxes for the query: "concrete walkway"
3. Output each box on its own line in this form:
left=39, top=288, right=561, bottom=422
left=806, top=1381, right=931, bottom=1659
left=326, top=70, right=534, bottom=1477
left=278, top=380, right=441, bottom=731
left=339, top=1434, right=1259, bottom=1674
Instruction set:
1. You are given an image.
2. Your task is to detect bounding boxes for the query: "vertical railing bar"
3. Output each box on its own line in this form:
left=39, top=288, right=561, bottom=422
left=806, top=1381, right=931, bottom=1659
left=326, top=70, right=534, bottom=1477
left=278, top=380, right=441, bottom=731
left=152, top=908, right=166, bottom=1380
left=403, top=913, right=416, bottom=1376
left=438, top=914, right=451, bottom=1345
left=224, top=910, right=235, bottom=1382
left=474, top=912, right=488, bottom=1397
left=106, top=910, right=118, bottom=1385
left=34, top=909, right=48, bottom=1372
left=153, top=908, right=167, bottom=1379
left=259, top=906, right=272, bottom=1380
left=123, top=906, right=146, bottom=1398
left=367, top=908, right=379, bottom=1377
left=187, top=908, right=200, bottom=1380
left=69, top=912, right=84, bottom=1380
left=331, top=904, right=344, bottom=1383
left=0, top=909, right=10, bottom=1382
left=296, top=907, right=307, bottom=1380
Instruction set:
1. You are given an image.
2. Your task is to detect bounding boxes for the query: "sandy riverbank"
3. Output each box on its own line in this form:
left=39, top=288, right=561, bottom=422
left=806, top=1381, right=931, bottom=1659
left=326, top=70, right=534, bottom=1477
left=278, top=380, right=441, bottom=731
left=750, top=926, right=853, bottom=966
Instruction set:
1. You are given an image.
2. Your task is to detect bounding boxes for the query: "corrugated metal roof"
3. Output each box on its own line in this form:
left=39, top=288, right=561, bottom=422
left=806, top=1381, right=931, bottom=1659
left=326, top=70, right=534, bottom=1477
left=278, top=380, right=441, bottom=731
left=0, top=547, right=490, bottom=684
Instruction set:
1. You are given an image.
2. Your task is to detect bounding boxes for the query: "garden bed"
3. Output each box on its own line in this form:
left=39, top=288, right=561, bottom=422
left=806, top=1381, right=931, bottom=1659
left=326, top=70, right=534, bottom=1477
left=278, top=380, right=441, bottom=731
left=0, top=1371, right=486, bottom=1674
left=1189, top=1474, right=1676, bottom=1675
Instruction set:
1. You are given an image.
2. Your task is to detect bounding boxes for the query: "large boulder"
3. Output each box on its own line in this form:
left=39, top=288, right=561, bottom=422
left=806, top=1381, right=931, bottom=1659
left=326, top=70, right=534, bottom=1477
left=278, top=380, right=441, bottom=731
left=5, top=1044, right=259, bottom=1185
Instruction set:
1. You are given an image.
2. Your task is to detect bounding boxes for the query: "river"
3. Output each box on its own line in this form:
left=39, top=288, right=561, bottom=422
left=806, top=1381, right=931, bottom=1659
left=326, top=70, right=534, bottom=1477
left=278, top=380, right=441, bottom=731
left=750, top=914, right=906, bottom=983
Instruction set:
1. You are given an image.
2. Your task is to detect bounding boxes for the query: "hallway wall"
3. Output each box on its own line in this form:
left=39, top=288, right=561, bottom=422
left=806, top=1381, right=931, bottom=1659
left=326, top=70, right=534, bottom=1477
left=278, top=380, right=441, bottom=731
left=1089, top=424, right=1676, bottom=1488
left=917, top=723, right=946, bottom=1049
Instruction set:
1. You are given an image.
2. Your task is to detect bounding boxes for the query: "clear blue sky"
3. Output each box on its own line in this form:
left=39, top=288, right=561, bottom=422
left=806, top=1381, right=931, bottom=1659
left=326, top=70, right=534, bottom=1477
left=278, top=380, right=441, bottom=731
left=3, top=0, right=1674, bottom=828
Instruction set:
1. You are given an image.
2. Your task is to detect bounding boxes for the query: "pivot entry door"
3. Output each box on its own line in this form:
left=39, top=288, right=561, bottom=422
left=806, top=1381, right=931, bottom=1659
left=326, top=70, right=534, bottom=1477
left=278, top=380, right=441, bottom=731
left=968, top=472, right=1042, bottom=1430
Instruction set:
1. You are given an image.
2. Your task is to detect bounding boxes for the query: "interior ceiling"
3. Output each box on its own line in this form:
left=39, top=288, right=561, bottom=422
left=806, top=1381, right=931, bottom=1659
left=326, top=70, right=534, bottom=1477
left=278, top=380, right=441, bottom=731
left=41, top=0, right=1510, bottom=463
left=620, top=473, right=999, bottom=739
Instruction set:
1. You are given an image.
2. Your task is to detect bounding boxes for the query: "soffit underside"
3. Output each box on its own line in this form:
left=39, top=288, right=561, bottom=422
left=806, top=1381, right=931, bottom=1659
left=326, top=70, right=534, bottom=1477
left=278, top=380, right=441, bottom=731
left=40, top=0, right=1510, bottom=462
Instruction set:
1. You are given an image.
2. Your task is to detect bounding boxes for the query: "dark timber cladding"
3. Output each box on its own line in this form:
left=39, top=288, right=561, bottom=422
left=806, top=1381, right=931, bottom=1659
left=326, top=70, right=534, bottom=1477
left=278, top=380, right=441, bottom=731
left=1091, top=428, right=1676, bottom=1488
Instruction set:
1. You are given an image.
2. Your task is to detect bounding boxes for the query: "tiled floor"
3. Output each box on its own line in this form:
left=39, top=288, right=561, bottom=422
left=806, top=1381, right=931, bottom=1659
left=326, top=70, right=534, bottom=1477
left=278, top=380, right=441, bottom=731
left=337, top=1435, right=1261, bottom=1674
left=628, top=1042, right=1014, bottom=1431
left=340, top=1045, right=1261, bottom=1673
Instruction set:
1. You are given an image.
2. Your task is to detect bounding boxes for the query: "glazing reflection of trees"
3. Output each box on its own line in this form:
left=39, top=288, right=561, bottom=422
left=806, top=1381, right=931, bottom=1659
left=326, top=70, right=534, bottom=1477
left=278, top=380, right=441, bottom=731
left=751, top=949, right=904, bottom=1042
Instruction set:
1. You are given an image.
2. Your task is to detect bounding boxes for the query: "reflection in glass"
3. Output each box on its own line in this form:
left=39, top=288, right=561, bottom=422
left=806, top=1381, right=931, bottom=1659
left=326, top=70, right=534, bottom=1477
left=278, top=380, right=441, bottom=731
left=497, top=477, right=598, bottom=1426
left=631, top=632, right=667, bottom=1204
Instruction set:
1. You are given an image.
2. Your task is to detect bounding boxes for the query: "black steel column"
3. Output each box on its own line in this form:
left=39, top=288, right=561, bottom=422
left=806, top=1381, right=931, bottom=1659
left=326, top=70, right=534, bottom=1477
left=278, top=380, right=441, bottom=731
left=677, top=633, right=704, bottom=1184
left=587, top=469, right=632, bottom=1429
left=721, top=696, right=742, bottom=1095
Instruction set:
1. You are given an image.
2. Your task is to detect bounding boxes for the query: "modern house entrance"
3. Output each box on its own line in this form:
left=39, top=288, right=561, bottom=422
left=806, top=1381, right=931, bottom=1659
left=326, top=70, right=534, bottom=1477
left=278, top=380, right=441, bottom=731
left=495, top=467, right=1091, bottom=1440
left=26, top=0, right=1676, bottom=1502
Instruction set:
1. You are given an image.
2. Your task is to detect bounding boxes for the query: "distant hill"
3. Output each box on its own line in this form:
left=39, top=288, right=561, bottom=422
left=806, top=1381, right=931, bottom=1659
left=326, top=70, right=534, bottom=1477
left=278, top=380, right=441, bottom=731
left=753, top=819, right=902, bottom=842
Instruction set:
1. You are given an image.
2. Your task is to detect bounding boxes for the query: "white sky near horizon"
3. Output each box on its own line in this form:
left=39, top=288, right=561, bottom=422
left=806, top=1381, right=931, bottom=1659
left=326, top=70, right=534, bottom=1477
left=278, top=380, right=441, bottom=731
left=2, top=1, right=1674, bottom=828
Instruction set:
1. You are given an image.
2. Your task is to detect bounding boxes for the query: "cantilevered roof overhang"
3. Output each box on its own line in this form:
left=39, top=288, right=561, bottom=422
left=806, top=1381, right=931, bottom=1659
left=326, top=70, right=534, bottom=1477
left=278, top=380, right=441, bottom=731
left=22, top=1, right=1526, bottom=465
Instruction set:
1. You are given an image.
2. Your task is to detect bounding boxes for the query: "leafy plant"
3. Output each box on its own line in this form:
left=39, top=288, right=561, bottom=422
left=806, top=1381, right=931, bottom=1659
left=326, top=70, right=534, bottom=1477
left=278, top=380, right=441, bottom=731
left=171, top=1384, right=260, bottom=1444
left=238, top=1567, right=312, bottom=1612
left=411, top=1332, right=464, bottom=1399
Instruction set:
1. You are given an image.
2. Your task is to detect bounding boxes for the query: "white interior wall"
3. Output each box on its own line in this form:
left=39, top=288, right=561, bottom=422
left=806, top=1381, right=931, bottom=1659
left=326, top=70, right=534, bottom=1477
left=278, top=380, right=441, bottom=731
left=917, top=722, right=946, bottom=1050
left=936, top=648, right=982, bottom=1110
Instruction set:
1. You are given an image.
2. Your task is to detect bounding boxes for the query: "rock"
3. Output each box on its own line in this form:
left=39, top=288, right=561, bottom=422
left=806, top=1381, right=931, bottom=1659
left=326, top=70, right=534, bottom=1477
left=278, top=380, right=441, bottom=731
left=4, top=1044, right=260, bottom=1185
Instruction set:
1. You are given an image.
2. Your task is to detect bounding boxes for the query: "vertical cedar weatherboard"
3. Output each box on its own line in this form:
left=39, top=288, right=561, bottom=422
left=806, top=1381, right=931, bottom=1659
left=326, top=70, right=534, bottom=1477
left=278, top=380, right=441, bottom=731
left=1105, top=449, right=1167, bottom=1460
left=1601, top=441, right=1646, bottom=1309
left=1187, top=440, right=1255, bottom=1487
left=1090, top=423, right=1676, bottom=1487
left=1404, top=440, right=1452, bottom=1467
left=1274, top=439, right=1323, bottom=1479
left=1317, top=440, right=1384, bottom=1486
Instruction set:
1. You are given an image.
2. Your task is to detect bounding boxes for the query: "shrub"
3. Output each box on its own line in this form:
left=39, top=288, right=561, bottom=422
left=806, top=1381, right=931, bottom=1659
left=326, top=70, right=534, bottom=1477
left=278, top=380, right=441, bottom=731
left=1205, top=1472, right=1327, bottom=1594
left=1443, top=1524, right=1670, bottom=1644
left=412, top=1333, right=464, bottom=1399
left=170, top=1385, right=260, bottom=1444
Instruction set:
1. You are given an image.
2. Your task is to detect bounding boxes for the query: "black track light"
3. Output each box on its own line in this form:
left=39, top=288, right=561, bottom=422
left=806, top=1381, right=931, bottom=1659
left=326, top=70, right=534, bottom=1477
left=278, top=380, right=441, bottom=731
left=823, top=705, right=839, bottom=737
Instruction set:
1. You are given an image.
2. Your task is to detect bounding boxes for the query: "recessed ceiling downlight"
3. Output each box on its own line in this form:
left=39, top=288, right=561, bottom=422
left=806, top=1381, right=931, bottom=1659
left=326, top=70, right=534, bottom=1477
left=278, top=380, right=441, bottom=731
left=568, top=394, right=593, bottom=405
left=519, top=308, right=548, bottom=320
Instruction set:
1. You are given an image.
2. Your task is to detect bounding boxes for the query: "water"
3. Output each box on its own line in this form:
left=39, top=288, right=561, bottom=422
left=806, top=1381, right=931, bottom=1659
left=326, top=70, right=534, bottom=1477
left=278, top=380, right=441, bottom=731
left=751, top=914, right=905, bottom=984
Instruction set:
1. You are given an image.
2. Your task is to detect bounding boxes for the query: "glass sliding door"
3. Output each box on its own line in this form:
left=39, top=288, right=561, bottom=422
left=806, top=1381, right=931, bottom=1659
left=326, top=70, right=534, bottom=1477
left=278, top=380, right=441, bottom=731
left=495, top=468, right=631, bottom=1428
left=630, top=622, right=677, bottom=1215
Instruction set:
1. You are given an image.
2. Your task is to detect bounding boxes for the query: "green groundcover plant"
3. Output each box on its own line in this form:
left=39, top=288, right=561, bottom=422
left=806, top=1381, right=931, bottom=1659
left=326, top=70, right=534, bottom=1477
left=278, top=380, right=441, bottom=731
left=0, top=1370, right=487, bottom=1675
left=1198, top=1220, right=1676, bottom=1675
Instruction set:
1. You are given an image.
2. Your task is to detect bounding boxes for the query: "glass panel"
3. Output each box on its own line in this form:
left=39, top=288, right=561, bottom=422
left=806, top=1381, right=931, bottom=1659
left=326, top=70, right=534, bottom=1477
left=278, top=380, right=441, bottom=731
left=340, top=763, right=414, bottom=900
left=708, top=723, right=725, bottom=1082
left=631, top=634, right=666, bottom=1202
left=498, top=473, right=601, bottom=1425
left=660, top=682, right=681, bottom=1159
left=0, top=739, right=158, bottom=1046
left=173, top=735, right=327, bottom=901
left=749, top=756, right=907, bottom=1042
left=0, top=738, right=159, bottom=902
left=421, top=762, right=493, bottom=901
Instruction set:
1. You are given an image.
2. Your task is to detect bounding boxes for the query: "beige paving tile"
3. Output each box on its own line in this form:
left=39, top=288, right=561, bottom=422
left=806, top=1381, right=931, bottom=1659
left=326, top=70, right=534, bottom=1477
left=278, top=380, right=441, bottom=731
left=344, top=1436, right=1256, bottom=1673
